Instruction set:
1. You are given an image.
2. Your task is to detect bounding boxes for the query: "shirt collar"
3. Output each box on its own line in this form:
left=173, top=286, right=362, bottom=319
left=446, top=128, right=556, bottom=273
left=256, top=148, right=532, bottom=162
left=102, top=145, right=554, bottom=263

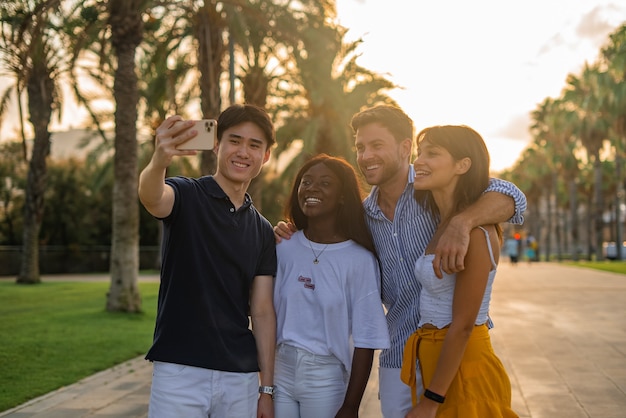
left=204, top=176, right=253, bottom=210
left=364, top=164, right=415, bottom=215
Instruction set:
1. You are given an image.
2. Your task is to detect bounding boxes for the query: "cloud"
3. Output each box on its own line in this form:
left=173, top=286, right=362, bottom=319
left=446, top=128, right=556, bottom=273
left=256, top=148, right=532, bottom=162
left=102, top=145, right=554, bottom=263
left=576, top=5, right=619, bottom=43
left=537, top=33, right=566, bottom=56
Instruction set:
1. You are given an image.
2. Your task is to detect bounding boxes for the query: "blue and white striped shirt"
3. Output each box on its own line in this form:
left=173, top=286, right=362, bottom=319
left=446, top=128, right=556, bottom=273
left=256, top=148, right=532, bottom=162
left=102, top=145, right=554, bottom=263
left=364, top=165, right=526, bottom=368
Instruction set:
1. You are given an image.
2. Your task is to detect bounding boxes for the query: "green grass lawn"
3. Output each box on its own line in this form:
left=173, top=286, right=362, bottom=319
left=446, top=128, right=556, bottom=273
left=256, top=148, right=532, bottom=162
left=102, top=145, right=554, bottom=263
left=0, top=280, right=159, bottom=412
left=563, top=260, right=626, bottom=275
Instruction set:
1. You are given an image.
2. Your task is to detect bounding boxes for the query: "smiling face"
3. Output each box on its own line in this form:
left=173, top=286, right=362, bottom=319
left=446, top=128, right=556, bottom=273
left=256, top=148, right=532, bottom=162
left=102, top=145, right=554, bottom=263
left=214, top=121, right=270, bottom=185
left=297, top=162, right=342, bottom=221
left=413, top=138, right=468, bottom=192
left=355, top=122, right=411, bottom=187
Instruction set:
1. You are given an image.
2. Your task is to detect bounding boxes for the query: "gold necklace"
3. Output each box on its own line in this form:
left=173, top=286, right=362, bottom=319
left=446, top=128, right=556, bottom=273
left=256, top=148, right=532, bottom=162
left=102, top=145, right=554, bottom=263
left=307, top=238, right=329, bottom=264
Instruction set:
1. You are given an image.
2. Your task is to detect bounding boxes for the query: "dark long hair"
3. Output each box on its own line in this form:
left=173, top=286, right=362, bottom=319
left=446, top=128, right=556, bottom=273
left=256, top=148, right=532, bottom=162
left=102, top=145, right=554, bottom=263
left=284, top=154, right=376, bottom=254
left=414, top=125, right=501, bottom=239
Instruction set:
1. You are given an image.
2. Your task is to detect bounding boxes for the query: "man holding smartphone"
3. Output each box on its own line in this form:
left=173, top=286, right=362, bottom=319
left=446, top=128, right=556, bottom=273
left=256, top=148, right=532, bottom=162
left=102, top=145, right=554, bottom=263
left=139, top=104, right=277, bottom=418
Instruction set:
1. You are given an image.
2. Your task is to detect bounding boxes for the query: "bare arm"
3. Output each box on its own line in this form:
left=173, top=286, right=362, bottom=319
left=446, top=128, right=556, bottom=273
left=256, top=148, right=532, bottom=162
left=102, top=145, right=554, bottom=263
left=138, top=116, right=198, bottom=218
left=432, top=191, right=513, bottom=278
left=250, top=274, right=276, bottom=418
left=406, top=227, right=495, bottom=418
left=335, top=347, right=374, bottom=418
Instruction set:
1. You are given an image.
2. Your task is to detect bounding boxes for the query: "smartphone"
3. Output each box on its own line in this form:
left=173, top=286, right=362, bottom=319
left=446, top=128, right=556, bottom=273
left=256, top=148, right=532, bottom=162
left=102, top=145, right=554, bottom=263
left=175, top=119, right=217, bottom=150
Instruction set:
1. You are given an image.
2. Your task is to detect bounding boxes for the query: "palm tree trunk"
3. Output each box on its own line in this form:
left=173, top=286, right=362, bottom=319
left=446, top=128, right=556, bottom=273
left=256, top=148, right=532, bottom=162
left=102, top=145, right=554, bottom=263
left=586, top=194, right=594, bottom=261
left=569, top=179, right=579, bottom=261
left=106, top=0, right=142, bottom=312
left=242, top=69, right=270, bottom=211
left=553, top=172, right=563, bottom=261
left=593, top=158, right=605, bottom=261
left=17, top=70, right=54, bottom=284
left=545, top=187, right=553, bottom=262
left=615, top=154, right=623, bottom=260
left=195, top=4, right=223, bottom=176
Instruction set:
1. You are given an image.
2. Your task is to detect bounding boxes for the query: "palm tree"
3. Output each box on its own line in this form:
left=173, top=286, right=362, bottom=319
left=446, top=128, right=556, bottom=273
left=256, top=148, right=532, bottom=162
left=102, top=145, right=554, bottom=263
left=105, top=0, right=146, bottom=312
left=223, top=0, right=304, bottom=211
left=272, top=2, right=396, bottom=164
left=530, top=97, right=583, bottom=260
left=504, top=144, right=551, bottom=260
left=193, top=1, right=225, bottom=175
left=563, top=63, right=611, bottom=261
left=254, top=1, right=397, bottom=221
left=0, top=0, right=71, bottom=284
left=601, top=23, right=626, bottom=260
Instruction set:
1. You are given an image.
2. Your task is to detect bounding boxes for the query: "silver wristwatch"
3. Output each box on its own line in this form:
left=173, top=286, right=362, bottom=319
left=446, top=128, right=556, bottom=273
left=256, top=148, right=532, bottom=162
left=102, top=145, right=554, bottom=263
left=259, top=385, right=275, bottom=399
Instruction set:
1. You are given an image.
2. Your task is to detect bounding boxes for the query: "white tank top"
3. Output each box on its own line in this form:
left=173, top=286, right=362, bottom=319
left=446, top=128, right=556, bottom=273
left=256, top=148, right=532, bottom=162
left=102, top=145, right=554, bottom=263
left=415, top=227, right=497, bottom=329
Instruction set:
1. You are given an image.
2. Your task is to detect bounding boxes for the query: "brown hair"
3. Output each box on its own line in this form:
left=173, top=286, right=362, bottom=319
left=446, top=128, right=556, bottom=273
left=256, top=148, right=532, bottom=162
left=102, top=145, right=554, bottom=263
left=414, top=125, right=501, bottom=239
left=350, top=105, right=414, bottom=145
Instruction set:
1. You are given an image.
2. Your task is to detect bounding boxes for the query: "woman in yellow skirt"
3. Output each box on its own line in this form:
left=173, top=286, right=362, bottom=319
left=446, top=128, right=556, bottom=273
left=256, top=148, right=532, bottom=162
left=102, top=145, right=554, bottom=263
left=400, top=125, right=518, bottom=418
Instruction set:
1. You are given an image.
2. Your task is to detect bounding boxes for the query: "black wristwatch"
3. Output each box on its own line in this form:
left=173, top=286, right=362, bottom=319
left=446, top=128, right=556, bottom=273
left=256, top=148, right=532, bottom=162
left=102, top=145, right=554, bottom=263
left=259, top=385, right=275, bottom=399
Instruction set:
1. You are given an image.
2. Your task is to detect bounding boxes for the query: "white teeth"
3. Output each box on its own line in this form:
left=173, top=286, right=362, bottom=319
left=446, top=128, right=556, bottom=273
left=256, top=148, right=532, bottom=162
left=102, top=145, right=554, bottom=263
left=305, top=197, right=321, bottom=204
left=233, top=162, right=247, bottom=168
left=366, top=164, right=380, bottom=170
left=415, top=170, right=429, bottom=176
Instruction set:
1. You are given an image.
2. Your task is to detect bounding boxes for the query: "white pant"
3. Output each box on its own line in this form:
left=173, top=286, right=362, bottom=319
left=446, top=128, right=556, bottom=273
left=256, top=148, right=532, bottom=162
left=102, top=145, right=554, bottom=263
left=148, top=361, right=258, bottom=418
left=274, top=344, right=348, bottom=418
left=379, top=366, right=423, bottom=418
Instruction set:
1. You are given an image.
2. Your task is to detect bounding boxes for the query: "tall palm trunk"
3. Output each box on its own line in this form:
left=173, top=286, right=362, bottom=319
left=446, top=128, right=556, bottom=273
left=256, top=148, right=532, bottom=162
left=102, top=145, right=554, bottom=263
left=195, top=4, right=223, bottom=176
left=544, top=187, right=553, bottom=262
left=17, top=68, right=54, bottom=284
left=592, top=156, right=605, bottom=261
left=552, top=172, right=563, bottom=261
left=242, top=69, right=270, bottom=211
left=615, top=154, right=623, bottom=260
left=586, top=194, right=594, bottom=261
left=569, top=179, right=579, bottom=261
left=106, top=0, right=143, bottom=312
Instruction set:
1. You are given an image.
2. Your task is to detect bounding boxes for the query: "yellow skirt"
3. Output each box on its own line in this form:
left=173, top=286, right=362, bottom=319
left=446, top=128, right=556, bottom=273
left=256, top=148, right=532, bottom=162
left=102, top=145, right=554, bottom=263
left=401, top=324, right=518, bottom=418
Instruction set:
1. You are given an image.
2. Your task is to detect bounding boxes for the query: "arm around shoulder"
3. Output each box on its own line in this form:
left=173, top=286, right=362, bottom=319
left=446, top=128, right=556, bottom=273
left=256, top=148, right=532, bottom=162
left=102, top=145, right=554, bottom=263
left=485, top=177, right=527, bottom=224
left=433, top=189, right=514, bottom=277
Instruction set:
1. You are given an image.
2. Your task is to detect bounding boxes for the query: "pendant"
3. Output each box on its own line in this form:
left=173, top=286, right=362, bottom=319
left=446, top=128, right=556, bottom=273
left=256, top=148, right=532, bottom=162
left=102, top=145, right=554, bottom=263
left=314, top=259, right=319, bottom=264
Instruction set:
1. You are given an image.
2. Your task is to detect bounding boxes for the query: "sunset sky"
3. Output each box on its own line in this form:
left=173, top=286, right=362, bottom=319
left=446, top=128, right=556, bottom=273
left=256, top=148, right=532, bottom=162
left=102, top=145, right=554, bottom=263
left=336, top=0, right=626, bottom=171
left=1, top=2, right=624, bottom=173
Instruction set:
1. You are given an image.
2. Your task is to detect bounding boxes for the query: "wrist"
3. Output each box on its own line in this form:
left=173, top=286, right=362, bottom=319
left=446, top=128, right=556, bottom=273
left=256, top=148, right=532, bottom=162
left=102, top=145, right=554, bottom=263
left=259, top=385, right=275, bottom=400
left=449, top=213, right=472, bottom=232
left=423, top=388, right=446, bottom=404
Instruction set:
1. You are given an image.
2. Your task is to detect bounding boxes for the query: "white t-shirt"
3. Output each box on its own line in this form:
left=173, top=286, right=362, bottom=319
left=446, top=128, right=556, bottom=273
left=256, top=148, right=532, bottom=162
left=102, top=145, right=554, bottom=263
left=274, top=230, right=390, bottom=373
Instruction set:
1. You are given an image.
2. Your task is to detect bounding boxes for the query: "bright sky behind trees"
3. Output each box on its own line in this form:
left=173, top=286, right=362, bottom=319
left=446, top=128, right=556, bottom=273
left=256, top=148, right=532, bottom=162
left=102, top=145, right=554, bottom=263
left=336, top=0, right=626, bottom=171
left=1, top=1, right=625, bottom=173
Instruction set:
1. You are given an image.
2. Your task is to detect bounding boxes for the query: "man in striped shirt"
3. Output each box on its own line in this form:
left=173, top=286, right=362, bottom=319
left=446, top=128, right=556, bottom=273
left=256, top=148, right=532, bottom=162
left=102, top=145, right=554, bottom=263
left=350, top=105, right=526, bottom=418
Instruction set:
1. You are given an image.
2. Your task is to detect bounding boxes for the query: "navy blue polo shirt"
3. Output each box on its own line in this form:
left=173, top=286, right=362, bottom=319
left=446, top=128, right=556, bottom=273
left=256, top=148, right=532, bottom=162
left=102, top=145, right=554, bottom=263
left=145, top=176, right=277, bottom=372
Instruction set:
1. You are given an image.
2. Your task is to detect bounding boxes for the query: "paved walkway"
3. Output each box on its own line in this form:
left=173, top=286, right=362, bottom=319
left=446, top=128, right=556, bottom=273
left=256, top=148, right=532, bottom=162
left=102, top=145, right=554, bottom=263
left=1, top=262, right=625, bottom=417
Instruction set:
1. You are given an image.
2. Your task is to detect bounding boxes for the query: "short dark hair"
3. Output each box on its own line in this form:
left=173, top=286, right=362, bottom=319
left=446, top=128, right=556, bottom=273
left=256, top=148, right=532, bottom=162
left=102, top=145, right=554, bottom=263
left=350, top=105, right=414, bottom=144
left=284, top=153, right=376, bottom=254
left=217, top=104, right=276, bottom=148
